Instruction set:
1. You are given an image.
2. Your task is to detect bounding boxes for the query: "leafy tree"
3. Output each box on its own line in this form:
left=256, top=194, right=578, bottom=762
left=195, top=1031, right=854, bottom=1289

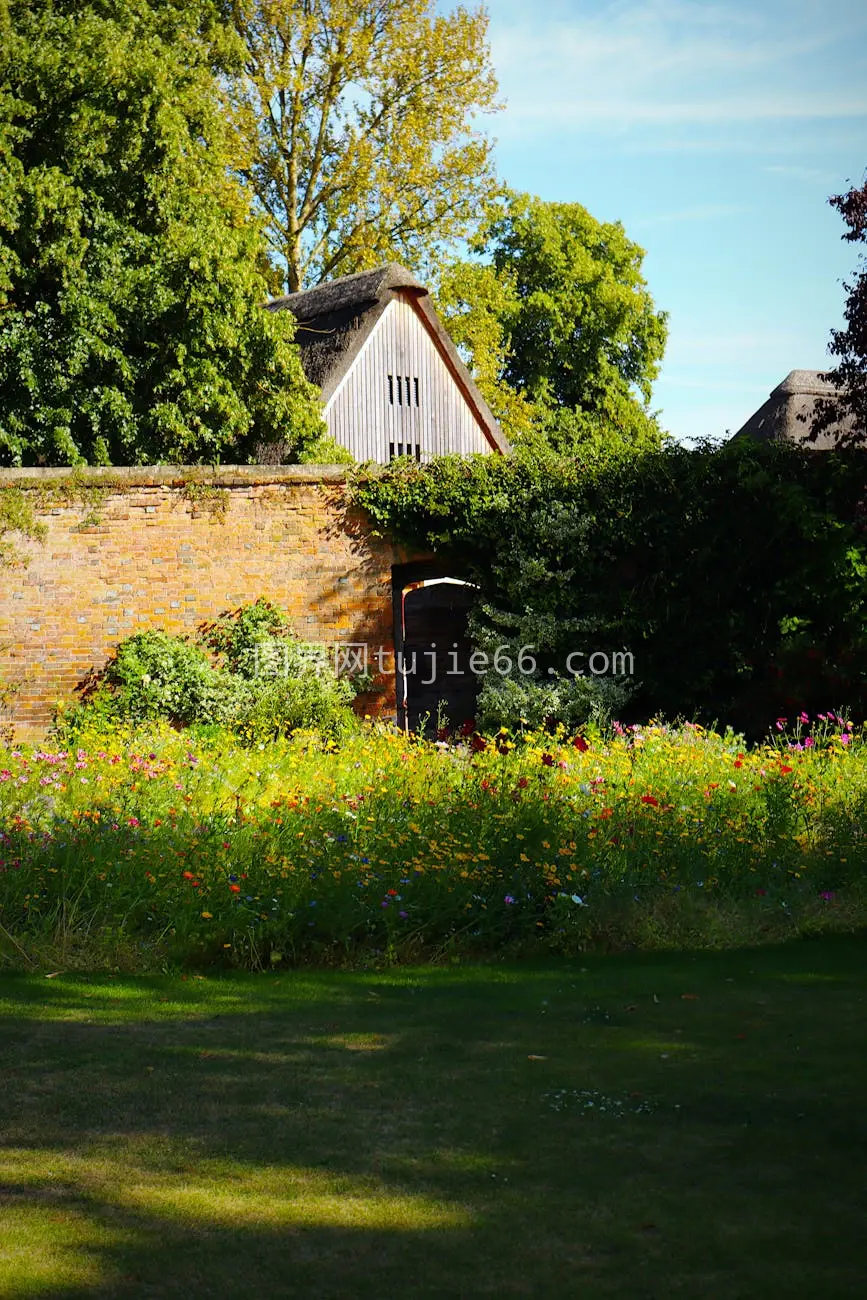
left=815, top=175, right=867, bottom=444
left=437, top=191, right=669, bottom=455
left=225, top=0, right=501, bottom=292
left=0, top=0, right=324, bottom=467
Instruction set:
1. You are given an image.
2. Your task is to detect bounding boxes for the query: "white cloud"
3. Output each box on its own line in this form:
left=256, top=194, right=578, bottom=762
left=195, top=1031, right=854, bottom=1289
left=488, top=0, right=867, bottom=139
left=631, top=202, right=751, bottom=226
left=765, top=164, right=842, bottom=185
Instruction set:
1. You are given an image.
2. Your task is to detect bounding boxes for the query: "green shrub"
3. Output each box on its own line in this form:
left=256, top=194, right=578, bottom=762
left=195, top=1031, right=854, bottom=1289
left=476, top=669, right=631, bottom=733
left=236, top=673, right=357, bottom=742
left=201, top=597, right=290, bottom=679
left=59, top=601, right=359, bottom=741
left=68, top=631, right=247, bottom=731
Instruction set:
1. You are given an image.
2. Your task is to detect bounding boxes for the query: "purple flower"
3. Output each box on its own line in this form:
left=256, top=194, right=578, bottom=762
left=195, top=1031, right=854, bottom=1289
left=841, top=733, right=851, bottom=745
left=504, top=894, right=516, bottom=905
left=821, top=891, right=836, bottom=902
left=399, top=910, right=408, bottom=919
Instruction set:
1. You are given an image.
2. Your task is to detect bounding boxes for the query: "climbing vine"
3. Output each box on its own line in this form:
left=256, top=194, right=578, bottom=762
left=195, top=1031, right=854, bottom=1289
left=0, top=487, right=47, bottom=566
left=352, top=442, right=867, bottom=736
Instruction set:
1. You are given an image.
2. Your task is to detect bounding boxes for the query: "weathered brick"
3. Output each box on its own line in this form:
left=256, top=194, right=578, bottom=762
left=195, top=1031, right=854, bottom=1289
left=0, top=468, right=419, bottom=735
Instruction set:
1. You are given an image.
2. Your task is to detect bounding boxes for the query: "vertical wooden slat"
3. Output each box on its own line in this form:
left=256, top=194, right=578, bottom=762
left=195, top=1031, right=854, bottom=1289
left=323, top=298, right=492, bottom=462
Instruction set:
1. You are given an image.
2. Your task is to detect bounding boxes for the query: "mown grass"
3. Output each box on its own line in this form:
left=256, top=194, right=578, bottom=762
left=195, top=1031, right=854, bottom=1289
left=1, top=936, right=865, bottom=1298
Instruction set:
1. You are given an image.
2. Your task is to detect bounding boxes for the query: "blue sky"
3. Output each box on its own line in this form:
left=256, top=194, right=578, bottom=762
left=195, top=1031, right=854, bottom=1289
left=481, top=0, right=867, bottom=441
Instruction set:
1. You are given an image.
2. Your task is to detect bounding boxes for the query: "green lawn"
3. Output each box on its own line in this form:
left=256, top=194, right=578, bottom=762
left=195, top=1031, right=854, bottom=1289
left=1, top=938, right=865, bottom=1298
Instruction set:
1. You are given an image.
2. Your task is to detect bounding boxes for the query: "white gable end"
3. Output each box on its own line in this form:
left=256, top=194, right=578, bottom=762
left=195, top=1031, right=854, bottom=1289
left=323, top=298, right=493, bottom=462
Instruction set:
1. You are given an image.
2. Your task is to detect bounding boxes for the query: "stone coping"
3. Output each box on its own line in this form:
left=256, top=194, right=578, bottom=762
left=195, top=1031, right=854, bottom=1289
left=0, top=465, right=359, bottom=490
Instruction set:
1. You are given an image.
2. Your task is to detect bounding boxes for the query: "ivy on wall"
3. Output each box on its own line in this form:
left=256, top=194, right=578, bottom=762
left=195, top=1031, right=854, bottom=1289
left=353, top=442, right=867, bottom=735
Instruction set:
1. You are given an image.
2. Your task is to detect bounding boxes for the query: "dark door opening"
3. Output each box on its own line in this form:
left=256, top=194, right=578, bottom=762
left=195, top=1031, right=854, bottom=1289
left=392, top=567, right=478, bottom=734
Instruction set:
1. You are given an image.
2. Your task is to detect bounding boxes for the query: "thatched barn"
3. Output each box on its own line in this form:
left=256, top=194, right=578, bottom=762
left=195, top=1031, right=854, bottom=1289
left=267, top=263, right=507, bottom=463
left=732, top=370, right=859, bottom=448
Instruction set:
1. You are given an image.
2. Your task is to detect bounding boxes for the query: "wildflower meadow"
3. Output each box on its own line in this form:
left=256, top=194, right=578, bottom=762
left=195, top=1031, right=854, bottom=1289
left=1, top=714, right=865, bottom=971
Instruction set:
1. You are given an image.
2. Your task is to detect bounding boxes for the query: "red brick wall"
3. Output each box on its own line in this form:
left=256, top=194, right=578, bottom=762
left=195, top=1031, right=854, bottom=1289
left=0, top=467, right=413, bottom=738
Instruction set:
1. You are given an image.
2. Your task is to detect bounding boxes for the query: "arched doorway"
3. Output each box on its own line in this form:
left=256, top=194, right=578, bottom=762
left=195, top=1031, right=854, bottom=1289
left=392, top=564, right=478, bottom=734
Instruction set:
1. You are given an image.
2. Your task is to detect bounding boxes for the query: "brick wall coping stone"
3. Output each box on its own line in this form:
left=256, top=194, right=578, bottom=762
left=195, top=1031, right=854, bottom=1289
left=0, top=465, right=359, bottom=490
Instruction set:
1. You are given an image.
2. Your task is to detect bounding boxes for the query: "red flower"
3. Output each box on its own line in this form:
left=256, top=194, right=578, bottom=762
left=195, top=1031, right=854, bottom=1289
left=541, top=753, right=555, bottom=767
left=470, top=735, right=487, bottom=753
left=572, top=735, right=589, bottom=753
left=229, top=883, right=241, bottom=893
left=640, top=795, right=659, bottom=807
left=517, top=777, right=529, bottom=789
left=182, top=871, right=196, bottom=880
left=779, top=764, right=793, bottom=775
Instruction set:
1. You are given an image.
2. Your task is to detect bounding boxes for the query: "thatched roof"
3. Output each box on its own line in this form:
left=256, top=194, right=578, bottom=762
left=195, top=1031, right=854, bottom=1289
left=267, top=265, right=426, bottom=399
left=732, top=370, right=860, bottom=448
left=267, top=263, right=507, bottom=453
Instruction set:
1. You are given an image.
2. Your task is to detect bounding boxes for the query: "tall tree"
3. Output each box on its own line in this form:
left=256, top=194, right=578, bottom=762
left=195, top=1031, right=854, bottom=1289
left=225, top=0, right=501, bottom=292
left=0, top=0, right=323, bottom=467
left=814, top=175, right=867, bottom=444
left=437, top=191, right=669, bottom=456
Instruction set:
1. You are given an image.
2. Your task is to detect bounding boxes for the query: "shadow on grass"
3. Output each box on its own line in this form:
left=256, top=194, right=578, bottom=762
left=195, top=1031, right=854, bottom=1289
left=1, top=937, right=866, bottom=1298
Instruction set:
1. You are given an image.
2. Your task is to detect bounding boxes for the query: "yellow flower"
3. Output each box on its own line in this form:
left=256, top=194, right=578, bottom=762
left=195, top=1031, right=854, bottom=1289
left=201, top=911, right=213, bottom=920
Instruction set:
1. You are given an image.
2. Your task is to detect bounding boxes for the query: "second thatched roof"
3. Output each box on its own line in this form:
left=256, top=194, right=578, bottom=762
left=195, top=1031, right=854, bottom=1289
left=732, top=370, right=860, bottom=448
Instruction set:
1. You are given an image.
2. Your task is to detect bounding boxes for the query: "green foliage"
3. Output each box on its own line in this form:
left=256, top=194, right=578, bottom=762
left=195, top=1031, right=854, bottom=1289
left=0, top=0, right=324, bottom=466
left=816, top=175, right=867, bottom=443
left=354, top=441, right=867, bottom=736
left=294, top=433, right=356, bottom=465
left=0, top=485, right=46, bottom=565
left=474, top=670, right=631, bottom=735
left=201, top=596, right=289, bottom=677
left=61, top=600, right=357, bottom=739
left=82, top=630, right=248, bottom=728
left=226, top=0, right=501, bottom=292
left=238, top=673, right=357, bottom=743
left=436, top=191, right=668, bottom=454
